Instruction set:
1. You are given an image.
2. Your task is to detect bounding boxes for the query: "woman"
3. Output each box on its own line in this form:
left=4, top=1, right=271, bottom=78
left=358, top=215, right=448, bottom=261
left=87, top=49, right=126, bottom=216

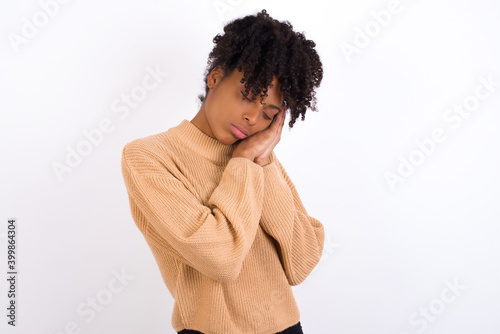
left=121, top=9, right=324, bottom=334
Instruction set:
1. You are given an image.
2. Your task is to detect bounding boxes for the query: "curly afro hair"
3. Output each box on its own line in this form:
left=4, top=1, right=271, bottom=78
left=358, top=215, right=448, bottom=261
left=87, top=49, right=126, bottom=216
left=198, top=9, right=323, bottom=128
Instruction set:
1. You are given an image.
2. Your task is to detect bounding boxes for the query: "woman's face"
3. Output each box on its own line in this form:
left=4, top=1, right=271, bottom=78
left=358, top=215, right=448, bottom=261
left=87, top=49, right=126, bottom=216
left=191, top=67, right=284, bottom=145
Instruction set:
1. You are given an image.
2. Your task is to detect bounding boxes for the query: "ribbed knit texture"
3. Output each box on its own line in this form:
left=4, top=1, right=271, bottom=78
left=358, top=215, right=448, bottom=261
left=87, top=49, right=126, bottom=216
left=121, top=119, right=325, bottom=334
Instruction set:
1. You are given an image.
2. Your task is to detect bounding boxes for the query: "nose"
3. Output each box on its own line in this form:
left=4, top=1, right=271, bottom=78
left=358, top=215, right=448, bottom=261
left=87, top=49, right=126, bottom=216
left=242, top=105, right=260, bottom=125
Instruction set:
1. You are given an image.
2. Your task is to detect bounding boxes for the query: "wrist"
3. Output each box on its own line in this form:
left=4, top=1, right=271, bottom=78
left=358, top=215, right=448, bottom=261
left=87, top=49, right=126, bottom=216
left=255, top=156, right=271, bottom=167
left=232, top=150, right=255, bottom=161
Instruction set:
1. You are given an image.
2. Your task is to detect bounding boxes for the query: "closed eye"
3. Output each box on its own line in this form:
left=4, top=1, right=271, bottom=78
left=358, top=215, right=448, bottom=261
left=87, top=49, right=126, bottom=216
left=241, top=91, right=273, bottom=121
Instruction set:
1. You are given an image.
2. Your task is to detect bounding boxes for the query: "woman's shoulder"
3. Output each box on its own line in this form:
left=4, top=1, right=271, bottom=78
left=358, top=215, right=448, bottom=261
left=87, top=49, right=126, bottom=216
left=121, top=130, right=181, bottom=175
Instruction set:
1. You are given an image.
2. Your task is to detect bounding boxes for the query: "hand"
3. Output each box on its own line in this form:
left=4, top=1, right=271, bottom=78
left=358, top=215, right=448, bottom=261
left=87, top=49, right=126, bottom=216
left=232, top=106, right=286, bottom=166
left=253, top=107, right=286, bottom=166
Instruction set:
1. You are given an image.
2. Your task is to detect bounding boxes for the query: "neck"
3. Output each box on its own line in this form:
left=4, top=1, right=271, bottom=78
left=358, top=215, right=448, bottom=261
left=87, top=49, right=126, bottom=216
left=190, top=104, right=215, bottom=139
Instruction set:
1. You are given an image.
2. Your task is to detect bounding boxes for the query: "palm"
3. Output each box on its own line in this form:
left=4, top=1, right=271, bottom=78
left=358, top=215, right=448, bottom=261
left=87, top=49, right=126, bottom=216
left=232, top=108, right=286, bottom=165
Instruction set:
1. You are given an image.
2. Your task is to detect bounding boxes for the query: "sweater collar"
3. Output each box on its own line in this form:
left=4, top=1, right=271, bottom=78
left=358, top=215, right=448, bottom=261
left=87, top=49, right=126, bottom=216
left=168, top=119, right=234, bottom=163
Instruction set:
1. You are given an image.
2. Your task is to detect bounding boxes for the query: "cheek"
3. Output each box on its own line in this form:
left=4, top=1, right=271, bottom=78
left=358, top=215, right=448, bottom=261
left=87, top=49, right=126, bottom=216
left=205, top=97, right=224, bottom=123
left=208, top=93, right=232, bottom=116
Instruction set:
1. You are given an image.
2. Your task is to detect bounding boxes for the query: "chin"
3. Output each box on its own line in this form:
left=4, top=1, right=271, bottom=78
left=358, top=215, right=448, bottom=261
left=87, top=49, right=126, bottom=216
left=214, top=132, right=235, bottom=145
left=220, top=137, right=238, bottom=145
left=215, top=127, right=239, bottom=145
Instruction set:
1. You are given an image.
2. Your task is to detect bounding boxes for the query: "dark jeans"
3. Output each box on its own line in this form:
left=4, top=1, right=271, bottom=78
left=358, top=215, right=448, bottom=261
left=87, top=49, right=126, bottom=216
left=178, top=321, right=303, bottom=334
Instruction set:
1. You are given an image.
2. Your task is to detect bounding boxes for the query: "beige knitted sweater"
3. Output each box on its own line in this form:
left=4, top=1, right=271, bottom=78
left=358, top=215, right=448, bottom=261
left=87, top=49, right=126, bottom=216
left=120, top=119, right=325, bottom=334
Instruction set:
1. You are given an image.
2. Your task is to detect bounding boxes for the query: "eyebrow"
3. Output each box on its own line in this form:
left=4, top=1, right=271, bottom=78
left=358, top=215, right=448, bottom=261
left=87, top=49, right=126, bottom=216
left=267, top=104, right=282, bottom=112
left=240, top=90, right=282, bottom=112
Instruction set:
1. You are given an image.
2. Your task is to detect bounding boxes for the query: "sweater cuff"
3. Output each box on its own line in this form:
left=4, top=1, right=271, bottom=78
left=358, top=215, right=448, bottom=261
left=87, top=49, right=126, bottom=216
left=262, top=161, right=288, bottom=188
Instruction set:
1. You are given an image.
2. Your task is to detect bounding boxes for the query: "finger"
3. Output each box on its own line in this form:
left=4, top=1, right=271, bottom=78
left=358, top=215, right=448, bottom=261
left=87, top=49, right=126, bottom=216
left=269, top=110, right=284, bottom=135
left=269, top=111, right=282, bottom=131
left=279, top=108, right=285, bottom=128
left=274, top=108, right=285, bottom=125
left=266, top=109, right=284, bottom=138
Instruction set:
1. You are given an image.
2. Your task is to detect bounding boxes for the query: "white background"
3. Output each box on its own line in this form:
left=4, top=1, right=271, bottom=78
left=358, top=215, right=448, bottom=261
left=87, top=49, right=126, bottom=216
left=1, top=0, right=499, bottom=333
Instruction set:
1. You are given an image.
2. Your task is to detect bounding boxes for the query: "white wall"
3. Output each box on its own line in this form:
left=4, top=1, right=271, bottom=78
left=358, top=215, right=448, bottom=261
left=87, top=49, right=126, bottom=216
left=1, top=0, right=499, bottom=333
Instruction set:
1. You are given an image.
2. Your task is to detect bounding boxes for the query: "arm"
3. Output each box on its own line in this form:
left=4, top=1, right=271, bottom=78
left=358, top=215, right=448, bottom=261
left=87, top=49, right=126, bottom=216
left=260, top=152, right=325, bottom=286
left=121, top=142, right=264, bottom=283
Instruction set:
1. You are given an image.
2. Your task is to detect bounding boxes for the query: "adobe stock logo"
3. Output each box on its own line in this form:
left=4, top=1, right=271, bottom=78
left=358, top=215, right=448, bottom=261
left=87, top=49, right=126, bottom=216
left=384, top=74, right=499, bottom=192
left=51, top=64, right=169, bottom=182
left=340, top=0, right=404, bottom=63
left=7, top=0, right=73, bottom=54
left=47, top=267, right=135, bottom=334
left=213, top=0, right=245, bottom=20
left=398, top=277, right=466, bottom=334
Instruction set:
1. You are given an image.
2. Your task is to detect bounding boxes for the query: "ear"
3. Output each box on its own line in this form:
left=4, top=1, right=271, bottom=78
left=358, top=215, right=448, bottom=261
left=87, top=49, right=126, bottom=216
left=207, top=66, right=224, bottom=90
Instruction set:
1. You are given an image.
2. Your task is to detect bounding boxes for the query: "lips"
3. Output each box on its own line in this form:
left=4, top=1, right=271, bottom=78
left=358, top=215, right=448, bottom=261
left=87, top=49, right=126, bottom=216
left=230, top=124, right=248, bottom=139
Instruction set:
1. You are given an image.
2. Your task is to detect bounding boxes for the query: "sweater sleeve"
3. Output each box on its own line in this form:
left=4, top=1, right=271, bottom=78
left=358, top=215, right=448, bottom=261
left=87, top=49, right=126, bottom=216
left=260, top=153, right=325, bottom=286
left=121, top=142, right=264, bottom=283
